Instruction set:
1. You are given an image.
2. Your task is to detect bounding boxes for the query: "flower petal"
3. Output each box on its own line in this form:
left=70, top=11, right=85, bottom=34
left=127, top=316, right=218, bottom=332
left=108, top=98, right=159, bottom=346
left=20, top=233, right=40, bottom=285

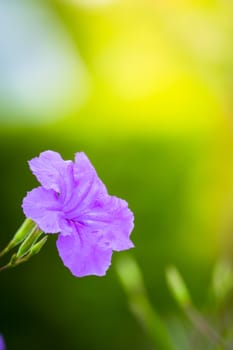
left=22, top=187, right=63, bottom=233
left=56, top=230, right=113, bottom=277
left=29, top=150, right=71, bottom=193
left=80, top=196, right=134, bottom=251
left=72, top=153, right=134, bottom=251
left=73, top=152, right=98, bottom=183
left=64, top=152, right=107, bottom=218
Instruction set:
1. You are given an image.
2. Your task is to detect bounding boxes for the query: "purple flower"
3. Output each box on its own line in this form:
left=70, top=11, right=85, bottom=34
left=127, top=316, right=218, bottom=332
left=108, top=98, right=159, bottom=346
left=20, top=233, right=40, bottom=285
left=0, top=334, right=6, bottom=350
left=22, top=151, right=134, bottom=277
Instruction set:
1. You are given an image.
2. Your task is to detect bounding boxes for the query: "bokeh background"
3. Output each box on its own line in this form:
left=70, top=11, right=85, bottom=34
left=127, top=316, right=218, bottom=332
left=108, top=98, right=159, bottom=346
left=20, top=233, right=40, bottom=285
left=0, top=0, right=233, bottom=349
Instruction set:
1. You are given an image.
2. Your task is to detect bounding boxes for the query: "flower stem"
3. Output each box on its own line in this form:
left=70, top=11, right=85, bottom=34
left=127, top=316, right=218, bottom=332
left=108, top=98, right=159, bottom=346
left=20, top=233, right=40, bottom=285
left=185, top=306, right=228, bottom=349
left=166, top=266, right=229, bottom=349
left=0, top=263, right=11, bottom=272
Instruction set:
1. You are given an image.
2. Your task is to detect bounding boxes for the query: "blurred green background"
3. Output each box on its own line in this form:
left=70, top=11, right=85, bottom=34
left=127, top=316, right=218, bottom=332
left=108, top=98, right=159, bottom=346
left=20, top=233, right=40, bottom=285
left=1, top=0, right=233, bottom=349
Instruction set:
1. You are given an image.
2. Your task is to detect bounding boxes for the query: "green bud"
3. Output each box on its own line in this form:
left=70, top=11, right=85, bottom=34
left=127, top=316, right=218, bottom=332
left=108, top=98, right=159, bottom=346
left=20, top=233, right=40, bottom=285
left=212, top=260, right=233, bottom=303
left=115, top=254, right=145, bottom=294
left=30, top=236, right=48, bottom=256
left=0, top=234, right=47, bottom=272
left=10, top=218, right=36, bottom=247
left=116, top=255, right=174, bottom=350
left=166, top=266, right=191, bottom=308
left=0, top=218, right=37, bottom=258
left=17, top=227, right=43, bottom=258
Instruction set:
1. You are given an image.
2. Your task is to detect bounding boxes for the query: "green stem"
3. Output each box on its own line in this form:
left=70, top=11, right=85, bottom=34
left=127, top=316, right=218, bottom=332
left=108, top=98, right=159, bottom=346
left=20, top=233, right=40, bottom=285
left=0, top=257, right=29, bottom=272
left=166, top=266, right=228, bottom=349
left=0, top=263, right=11, bottom=272
left=185, top=306, right=228, bottom=350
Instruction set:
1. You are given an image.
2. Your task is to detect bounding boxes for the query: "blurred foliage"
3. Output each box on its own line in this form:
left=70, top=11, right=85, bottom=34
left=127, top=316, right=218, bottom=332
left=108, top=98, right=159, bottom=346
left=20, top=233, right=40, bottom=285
left=0, top=0, right=233, bottom=349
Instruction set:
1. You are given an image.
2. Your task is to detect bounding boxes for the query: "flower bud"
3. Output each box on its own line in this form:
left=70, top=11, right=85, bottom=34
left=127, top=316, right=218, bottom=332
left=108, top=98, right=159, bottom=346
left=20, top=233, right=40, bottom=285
left=166, top=266, right=191, bottom=308
left=10, top=218, right=36, bottom=247
left=30, top=236, right=48, bottom=256
left=17, top=227, right=43, bottom=258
